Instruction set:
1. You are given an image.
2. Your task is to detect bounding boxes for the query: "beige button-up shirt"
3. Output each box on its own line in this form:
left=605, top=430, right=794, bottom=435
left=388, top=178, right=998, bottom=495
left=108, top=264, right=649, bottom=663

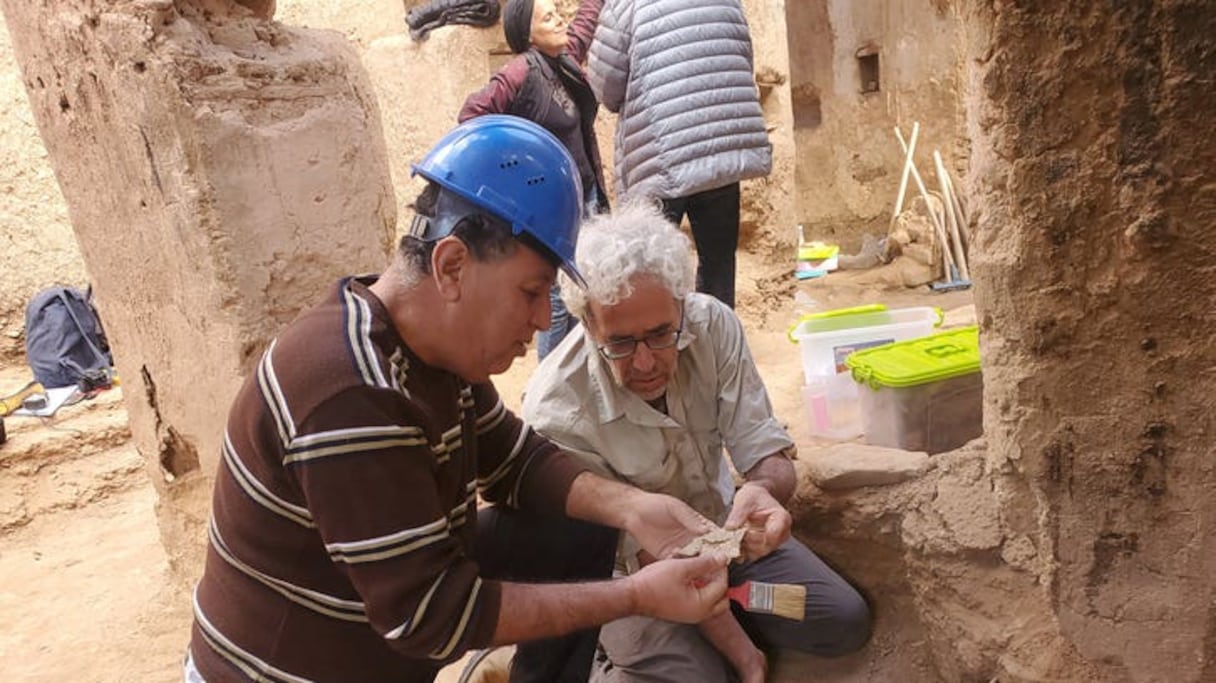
left=522, top=293, right=793, bottom=566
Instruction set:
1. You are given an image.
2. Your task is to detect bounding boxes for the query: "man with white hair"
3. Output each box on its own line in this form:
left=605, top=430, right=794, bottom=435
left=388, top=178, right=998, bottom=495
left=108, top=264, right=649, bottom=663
left=523, top=202, right=872, bottom=682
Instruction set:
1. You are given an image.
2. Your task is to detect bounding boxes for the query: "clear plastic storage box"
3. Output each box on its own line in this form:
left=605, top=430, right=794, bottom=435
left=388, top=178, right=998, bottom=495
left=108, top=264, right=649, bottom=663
left=801, top=372, right=863, bottom=440
left=790, top=305, right=942, bottom=441
left=789, top=305, right=943, bottom=383
left=845, top=326, right=983, bottom=454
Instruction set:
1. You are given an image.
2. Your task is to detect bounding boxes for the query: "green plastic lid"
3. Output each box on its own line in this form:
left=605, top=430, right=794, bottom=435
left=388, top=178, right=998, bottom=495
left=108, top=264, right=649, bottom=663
left=846, top=326, right=981, bottom=389
left=786, top=304, right=945, bottom=343
left=786, top=304, right=888, bottom=342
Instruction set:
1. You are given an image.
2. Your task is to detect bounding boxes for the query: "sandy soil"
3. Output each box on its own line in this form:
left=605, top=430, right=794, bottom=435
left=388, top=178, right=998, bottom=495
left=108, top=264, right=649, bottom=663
left=0, top=251, right=972, bottom=682
left=0, top=366, right=189, bottom=682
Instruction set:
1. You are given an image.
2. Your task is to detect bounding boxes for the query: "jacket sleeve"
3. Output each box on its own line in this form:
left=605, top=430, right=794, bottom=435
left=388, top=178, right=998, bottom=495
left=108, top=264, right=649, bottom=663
left=458, top=57, right=529, bottom=122
left=586, top=0, right=631, bottom=113
left=565, top=0, right=605, bottom=66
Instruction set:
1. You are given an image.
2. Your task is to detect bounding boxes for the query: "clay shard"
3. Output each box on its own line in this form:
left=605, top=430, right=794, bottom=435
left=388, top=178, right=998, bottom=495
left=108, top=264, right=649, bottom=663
left=675, top=526, right=746, bottom=560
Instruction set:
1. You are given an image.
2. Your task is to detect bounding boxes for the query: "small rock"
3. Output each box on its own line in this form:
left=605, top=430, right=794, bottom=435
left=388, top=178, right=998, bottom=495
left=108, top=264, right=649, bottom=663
left=1000, top=534, right=1040, bottom=572
left=804, top=443, right=930, bottom=490
left=942, top=304, right=977, bottom=328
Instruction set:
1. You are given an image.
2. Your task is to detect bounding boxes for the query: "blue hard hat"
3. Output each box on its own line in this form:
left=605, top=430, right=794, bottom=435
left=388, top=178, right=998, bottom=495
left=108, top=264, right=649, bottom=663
left=412, top=115, right=585, bottom=288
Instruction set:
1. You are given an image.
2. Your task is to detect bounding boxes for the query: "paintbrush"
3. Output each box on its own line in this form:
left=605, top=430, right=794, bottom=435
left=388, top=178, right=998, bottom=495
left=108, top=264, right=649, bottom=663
left=726, top=581, right=806, bottom=621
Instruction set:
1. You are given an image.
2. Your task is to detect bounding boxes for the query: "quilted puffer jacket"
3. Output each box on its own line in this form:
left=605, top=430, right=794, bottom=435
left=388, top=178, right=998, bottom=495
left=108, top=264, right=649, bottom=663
left=587, top=0, right=772, bottom=200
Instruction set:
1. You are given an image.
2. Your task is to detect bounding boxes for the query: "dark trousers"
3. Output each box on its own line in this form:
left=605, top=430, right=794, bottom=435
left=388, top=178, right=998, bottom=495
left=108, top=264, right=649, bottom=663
left=661, top=182, right=741, bottom=309
left=476, top=506, right=619, bottom=683
left=536, top=285, right=574, bottom=361
left=729, top=538, right=871, bottom=655
left=595, top=539, right=872, bottom=682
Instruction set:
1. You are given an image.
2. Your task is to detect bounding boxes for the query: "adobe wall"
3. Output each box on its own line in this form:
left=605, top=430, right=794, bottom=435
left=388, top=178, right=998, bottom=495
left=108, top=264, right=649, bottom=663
left=743, top=0, right=798, bottom=252
left=0, top=0, right=396, bottom=575
left=278, top=0, right=502, bottom=223
left=788, top=0, right=966, bottom=249
left=0, top=13, right=84, bottom=362
left=965, top=1, right=1216, bottom=679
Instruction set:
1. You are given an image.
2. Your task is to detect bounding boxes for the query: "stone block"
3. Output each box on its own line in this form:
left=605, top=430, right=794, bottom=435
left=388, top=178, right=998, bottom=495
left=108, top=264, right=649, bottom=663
left=804, top=442, right=930, bottom=490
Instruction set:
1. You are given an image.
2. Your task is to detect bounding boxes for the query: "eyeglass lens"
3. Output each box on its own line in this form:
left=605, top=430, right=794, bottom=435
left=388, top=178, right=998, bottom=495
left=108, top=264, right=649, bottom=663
left=602, top=330, right=680, bottom=359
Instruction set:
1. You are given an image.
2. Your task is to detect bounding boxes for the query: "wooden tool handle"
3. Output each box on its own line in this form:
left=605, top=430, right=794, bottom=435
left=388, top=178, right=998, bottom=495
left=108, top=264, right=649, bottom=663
left=725, top=583, right=749, bottom=606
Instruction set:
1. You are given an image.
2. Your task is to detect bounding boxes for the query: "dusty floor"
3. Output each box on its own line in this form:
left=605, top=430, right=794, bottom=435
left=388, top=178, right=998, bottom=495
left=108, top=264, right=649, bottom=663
left=0, top=250, right=972, bottom=682
left=0, top=368, right=190, bottom=681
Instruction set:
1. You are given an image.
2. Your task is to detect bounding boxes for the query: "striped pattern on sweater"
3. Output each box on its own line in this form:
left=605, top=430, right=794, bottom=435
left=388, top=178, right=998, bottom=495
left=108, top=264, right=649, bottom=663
left=190, top=276, right=587, bottom=682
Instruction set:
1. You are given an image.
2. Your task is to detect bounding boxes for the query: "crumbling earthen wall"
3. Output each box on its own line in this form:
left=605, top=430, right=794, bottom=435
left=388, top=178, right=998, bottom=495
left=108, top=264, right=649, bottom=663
left=0, top=0, right=396, bottom=574
left=278, top=0, right=502, bottom=223
left=965, top=1, right=1216, bottom=679
left=788, top=0, right=967, bottom=249
left=739, top=0, right=797, bottom=253
left=0, top=13, right=85, bottom=362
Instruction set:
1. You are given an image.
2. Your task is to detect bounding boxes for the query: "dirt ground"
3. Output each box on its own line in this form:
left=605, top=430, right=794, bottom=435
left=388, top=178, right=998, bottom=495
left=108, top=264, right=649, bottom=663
left=0, top=249, right=972, bottom=683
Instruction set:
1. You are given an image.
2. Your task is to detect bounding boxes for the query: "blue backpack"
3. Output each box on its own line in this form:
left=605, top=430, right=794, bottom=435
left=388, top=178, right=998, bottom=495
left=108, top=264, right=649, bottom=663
left=24, top=286, right=113, bottom=390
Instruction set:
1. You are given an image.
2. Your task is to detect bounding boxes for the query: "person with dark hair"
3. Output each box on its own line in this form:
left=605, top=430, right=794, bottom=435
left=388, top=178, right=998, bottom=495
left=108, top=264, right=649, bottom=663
left=460, top=0, right=608, bottom=360
left=184, top=116, right=729, bottom=683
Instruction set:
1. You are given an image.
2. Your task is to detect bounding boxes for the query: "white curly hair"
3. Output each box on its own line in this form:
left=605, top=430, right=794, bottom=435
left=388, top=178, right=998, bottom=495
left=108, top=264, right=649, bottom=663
left=560, top=200, right=695, bottom=320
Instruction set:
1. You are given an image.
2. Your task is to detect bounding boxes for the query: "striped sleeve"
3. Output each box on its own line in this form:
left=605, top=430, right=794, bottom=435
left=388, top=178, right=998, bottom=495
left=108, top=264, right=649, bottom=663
left=288, top=385, right=501, bottom=662
left=471, top=382, right=590, bottom=515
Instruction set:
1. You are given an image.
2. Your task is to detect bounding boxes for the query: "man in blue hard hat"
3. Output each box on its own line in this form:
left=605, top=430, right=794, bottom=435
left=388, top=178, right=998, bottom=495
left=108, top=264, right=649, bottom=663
left=185, top=116, right=730, bottom=683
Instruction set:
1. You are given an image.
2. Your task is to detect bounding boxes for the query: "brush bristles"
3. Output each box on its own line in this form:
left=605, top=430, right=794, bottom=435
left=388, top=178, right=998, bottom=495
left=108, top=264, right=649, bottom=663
left=748, top=582, right=806, bottom=621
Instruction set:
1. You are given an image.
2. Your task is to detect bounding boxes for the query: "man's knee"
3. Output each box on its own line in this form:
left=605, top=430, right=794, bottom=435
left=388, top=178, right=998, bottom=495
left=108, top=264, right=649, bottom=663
left=760, top=581, right=872, bottom=657
left=822, top=587, right=872, bottom=656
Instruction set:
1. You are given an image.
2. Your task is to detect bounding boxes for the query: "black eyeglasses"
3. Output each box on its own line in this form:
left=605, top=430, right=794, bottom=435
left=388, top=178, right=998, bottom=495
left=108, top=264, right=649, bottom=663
left=597, top=309, right=684, bottom=360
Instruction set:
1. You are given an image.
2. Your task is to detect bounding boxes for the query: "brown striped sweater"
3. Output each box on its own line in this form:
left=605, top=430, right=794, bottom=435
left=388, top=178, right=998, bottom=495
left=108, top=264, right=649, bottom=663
left=189, top=276, right=589, bottom=682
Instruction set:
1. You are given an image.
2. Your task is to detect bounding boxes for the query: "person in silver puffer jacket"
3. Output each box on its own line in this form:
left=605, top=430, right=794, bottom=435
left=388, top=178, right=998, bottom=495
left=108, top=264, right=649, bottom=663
left=587, top=0, right=772, bottom=310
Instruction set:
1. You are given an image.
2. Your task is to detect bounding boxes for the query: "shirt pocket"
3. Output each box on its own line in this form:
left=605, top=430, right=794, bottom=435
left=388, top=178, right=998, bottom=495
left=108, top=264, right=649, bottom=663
left=611, top=441, right=681, bottom=494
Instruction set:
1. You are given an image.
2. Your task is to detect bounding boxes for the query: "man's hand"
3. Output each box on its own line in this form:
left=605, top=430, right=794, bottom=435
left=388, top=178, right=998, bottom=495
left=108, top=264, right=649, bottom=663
left=627, top=554, right=730, bottom=623
left=492, top=553, right=726, bottom=646
left=566, top=473, right=714, bottom=559
left=623, top=490, right=716, bottom=560
left=724, top=482, right=792, bottom=562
